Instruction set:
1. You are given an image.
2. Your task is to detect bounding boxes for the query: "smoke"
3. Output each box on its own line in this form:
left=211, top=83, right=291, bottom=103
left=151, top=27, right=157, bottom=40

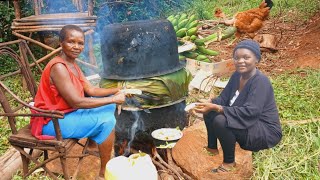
left=124, top=110, right=145, bottom=156
left=42, top=0, right=79, bottom=13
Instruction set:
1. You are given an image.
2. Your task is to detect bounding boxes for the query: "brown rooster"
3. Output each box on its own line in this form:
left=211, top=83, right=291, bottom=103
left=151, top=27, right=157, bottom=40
left=215, top=0, right=273, bottom=38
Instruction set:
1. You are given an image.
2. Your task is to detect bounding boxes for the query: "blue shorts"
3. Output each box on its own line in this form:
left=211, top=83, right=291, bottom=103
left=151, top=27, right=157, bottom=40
left=42, top=104, right=116, bottom=144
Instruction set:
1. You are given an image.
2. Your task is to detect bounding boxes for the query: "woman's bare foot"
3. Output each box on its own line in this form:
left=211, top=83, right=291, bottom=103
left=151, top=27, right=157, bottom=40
left=205, top=147, right=219, bottom=156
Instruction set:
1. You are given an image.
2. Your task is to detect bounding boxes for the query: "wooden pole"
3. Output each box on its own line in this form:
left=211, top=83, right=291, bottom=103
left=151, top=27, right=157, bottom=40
left=12, top=20, right=95, bottom=26
left=22, top=41, right=43, bottom=73
left=11, top=23, right=97, bottom=30
left=33, top=0, right=40, bottom=16
left=87, top=33, right=97, bottom=66
left=0, top=40, right=21, bottom=47
left=88, top=0, right=94, bottom=16
left=14, top=27, right=94, bottom=33
left=12, top=32, right=56, bottom=51
left=36, top=47, right=62, bottom=64
left=13, top=0, right=21, bottom=19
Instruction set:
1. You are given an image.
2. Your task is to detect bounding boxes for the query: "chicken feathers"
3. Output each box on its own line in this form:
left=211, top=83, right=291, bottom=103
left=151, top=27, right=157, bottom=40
left=234, top=0, right=271, bottom=35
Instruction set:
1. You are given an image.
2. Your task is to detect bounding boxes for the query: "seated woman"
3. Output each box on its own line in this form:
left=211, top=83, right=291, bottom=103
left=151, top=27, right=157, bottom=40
left=30, top=25, right=126, bottom=179
left=194, top=39, right=282, bottom=172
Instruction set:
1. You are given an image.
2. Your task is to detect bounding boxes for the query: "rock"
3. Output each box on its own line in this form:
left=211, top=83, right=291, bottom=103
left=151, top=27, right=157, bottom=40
left=172, top=121, right=253, bottom=180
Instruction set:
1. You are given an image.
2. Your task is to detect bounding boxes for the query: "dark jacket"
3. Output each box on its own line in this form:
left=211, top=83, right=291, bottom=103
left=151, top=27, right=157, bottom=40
left=213, top=69, right=282, bottom=151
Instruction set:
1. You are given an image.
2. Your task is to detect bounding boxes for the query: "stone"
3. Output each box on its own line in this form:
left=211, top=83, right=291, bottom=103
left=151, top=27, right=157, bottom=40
left=172, top=121, right=253, bottom=180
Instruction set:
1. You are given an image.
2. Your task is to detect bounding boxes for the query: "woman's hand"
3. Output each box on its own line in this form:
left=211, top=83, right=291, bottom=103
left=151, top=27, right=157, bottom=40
left=112, top=92, right=126, bottom=105
left=194, top=103, right=221, bottom=114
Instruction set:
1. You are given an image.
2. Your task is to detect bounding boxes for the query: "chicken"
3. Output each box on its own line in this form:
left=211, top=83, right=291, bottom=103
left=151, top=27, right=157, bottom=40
left=215, top=0, right=273, bottom=38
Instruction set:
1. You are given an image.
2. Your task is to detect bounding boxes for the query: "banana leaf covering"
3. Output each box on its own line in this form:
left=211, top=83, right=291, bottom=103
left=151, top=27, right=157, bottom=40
left=100, top=69, right=192, bottom=109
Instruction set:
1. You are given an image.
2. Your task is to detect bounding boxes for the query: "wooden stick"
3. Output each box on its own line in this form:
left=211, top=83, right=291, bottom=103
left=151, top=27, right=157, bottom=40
left=153, top=151, right=184, bottom=180
left=13, top=0, right=21, bottom=19
left=35, top=47, right=62, bottom=64
left=12, top=32, right=55, bottom=51
left=75, top=58, right=98, bottom=70
left=282, top=118, right=320, bottom=125
left=22, top=41, right=43, bottom=73
left=166, top=149, right=192, bottom=180
left=12, top=23, right=97, bottom=29
left=13, top=15, right=97, bottom=22
left=12, top=20, right=95, bottom=26
left=87, top=33, right=97, bottom=65
left=14, top=27, right=94, bottom=32
left=0, top=40, right=21, bottom=47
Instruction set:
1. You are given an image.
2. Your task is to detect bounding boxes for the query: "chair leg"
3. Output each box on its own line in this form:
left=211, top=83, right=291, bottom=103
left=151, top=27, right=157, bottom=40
left=44, top=150, right=48, bottom=160
left=13, top=146, right=60, bottom=180
left=72, top=139, right=90, bottom=178
left=20, top=152, right=29, bottom=177
left=60, top=156, right=70, bottom=180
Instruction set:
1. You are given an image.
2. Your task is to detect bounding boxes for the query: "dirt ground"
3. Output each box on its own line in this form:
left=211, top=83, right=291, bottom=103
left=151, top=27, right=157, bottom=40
left=47, top=13, right=320, bottom=179
left=209, top=12, right=320, bottom=75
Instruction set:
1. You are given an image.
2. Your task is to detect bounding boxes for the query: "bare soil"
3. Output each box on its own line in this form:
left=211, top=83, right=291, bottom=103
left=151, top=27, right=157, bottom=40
left=208, top=12, right=320, bottom=75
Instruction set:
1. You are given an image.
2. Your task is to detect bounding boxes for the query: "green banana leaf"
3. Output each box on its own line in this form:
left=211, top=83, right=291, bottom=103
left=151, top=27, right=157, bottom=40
left=99, top=68, right=192, bottom=108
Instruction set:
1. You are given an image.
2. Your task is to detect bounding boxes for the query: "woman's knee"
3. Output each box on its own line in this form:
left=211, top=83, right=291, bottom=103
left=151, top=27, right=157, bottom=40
left=204, top=111, right=218, bottom=123
left=212, top=114, right=227, bottom=129
left=99, top=117, right=116, bottom=132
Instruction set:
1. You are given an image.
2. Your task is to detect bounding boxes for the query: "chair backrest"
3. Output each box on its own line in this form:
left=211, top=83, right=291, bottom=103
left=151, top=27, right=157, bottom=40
left=0, top=44, right=64, bottom=135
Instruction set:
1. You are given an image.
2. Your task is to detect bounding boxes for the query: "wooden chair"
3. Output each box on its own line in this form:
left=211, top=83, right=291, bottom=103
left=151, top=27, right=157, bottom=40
left=0, top=43, right=97, bottom=179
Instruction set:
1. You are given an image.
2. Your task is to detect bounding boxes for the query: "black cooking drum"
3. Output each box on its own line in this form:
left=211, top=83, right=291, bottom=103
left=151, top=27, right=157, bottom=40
left=100, top=19, right=185, bottom=80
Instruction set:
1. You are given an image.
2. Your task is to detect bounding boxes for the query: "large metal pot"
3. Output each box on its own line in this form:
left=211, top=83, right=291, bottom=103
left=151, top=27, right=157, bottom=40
left=100, top=19, right=185, bottom=80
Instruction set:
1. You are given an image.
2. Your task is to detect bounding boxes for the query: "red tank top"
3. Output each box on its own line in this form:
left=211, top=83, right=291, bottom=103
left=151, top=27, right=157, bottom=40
left=30, top=56, right=85, bottom=140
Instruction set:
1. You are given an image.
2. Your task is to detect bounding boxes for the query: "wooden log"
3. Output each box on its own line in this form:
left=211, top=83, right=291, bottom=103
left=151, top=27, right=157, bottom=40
left=0, top=148, right=22, bottom=180
left=0, top=148, right=41, bottom=180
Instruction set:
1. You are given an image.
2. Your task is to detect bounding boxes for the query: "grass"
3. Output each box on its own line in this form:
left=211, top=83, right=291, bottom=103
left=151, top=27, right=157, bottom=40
left=252, top=122, right=320, bottom=179
left=252, top=69, right=320, bottom=179
left=181, top=0, right=320, bottom=22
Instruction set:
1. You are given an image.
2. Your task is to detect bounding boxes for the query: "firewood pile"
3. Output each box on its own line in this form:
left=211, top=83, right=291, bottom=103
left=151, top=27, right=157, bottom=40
left=132, top=147, right=192, bottom=180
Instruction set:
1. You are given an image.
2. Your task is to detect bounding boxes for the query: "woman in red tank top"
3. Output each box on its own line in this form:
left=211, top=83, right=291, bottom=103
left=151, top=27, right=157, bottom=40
left=31, top=25, right=125, bottom=179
